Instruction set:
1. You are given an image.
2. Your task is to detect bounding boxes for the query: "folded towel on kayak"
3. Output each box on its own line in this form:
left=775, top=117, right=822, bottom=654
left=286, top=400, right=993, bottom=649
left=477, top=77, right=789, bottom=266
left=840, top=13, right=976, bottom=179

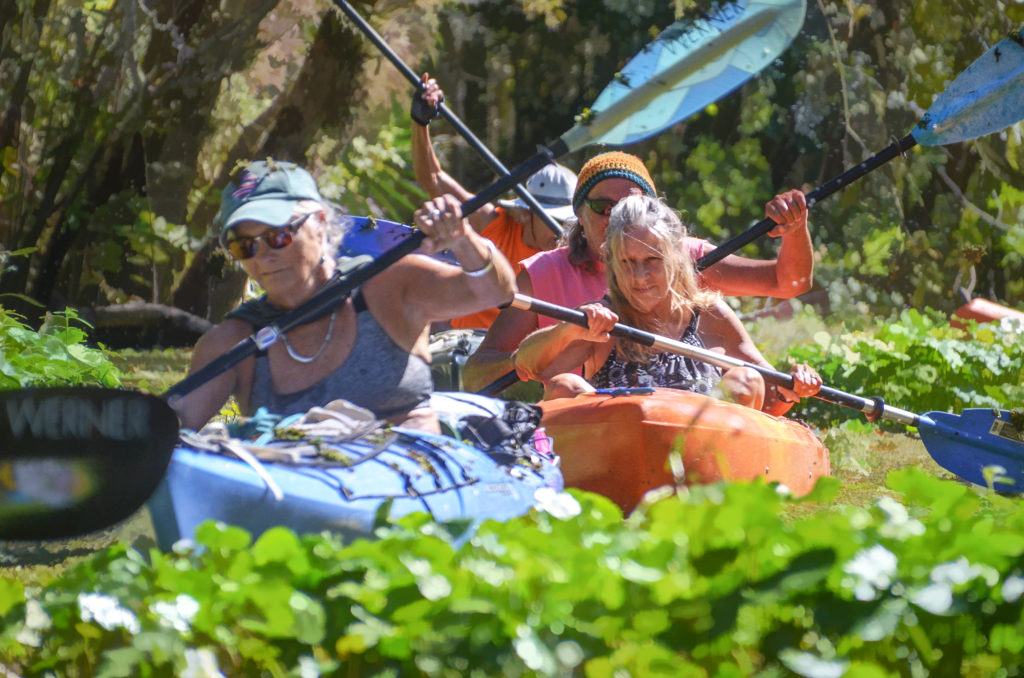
left=181, top=399, right=383, bottom=463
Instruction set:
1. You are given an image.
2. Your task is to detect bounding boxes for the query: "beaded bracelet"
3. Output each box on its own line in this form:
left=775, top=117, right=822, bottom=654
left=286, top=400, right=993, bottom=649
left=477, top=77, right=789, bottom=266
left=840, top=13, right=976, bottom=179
left=463, top=239, right=498, bottom=277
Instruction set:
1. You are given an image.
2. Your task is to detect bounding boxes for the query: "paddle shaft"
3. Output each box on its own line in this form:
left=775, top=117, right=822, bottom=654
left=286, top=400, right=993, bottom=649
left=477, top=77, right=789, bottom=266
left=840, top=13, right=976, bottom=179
left=477, top=135, right=923, bottom=397
left=333, top=0, right=563, bottom=238
left=696, top=134, right=919, bottom=270
left=510, top=293, right=922, bottom=427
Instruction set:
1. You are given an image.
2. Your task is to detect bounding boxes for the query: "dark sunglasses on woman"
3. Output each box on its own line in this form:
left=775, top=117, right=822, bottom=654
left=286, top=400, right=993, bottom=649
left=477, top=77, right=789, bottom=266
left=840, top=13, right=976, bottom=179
left=584, top=197, right=619, bottom=216
left=221, top=212, right=313, bottom=261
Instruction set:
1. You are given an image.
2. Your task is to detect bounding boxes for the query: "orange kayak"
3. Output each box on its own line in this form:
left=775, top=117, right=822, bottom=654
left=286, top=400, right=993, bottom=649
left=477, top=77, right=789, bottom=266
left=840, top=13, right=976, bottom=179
left=540, top=388, right=830, bottom=512
left=951, top=297, right=1024, bottom=330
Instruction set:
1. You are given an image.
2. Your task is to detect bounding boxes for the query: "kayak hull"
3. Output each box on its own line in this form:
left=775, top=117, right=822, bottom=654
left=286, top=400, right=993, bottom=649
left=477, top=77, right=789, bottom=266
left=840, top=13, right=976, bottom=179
left=540, top=388, right=829, bottom=512
left=951, top=297, right=1024, bottom=330
left=148, top=424, right=561, bottom=550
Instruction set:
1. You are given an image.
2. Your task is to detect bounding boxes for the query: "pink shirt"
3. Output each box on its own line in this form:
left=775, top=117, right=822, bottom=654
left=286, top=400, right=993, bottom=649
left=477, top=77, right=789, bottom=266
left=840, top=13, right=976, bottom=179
left=522, top=237, right=710, bottom=329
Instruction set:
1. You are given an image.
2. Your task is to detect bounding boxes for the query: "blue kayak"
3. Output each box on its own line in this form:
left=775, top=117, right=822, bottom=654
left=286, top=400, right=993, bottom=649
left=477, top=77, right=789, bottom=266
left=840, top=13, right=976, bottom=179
left=148, top=394, right=562, bottom=549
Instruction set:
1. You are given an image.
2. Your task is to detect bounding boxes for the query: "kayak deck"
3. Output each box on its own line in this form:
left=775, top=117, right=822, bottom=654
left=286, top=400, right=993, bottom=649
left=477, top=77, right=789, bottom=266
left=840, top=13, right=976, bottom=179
left=540, top=388, right=829, bottom=512
left=149, top=424, right=562, bottom=550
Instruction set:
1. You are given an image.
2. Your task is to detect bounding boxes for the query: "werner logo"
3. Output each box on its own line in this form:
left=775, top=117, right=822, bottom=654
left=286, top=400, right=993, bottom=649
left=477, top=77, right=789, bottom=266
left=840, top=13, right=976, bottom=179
left=4, top=395, right=151, bottom=441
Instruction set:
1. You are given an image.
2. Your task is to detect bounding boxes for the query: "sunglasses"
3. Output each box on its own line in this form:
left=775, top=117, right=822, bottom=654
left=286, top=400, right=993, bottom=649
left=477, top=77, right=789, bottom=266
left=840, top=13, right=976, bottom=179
left=222, top=212, right=313, bottom=261
left=584, top=197, right=619, bottom=216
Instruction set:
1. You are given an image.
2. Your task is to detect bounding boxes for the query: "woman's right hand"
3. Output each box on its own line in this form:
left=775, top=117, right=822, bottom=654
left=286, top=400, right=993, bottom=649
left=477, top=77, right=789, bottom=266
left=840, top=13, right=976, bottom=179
left=412, top=72, right=444, bottom=126
left=572, top=303, right=618, bottom=343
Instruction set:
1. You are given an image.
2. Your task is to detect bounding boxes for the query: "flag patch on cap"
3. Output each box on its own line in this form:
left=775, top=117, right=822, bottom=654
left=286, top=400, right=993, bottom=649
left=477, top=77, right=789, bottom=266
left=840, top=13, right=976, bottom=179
left=232, top=171, right=262, bottom=199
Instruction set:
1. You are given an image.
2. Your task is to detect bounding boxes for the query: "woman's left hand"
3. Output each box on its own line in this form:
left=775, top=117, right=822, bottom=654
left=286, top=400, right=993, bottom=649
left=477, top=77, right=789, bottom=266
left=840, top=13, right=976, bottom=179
left=414, top=194, right=471, bottom=255
left=764, top=189, right=808, bottom=238
left=777, top=362, right=822, bottom=401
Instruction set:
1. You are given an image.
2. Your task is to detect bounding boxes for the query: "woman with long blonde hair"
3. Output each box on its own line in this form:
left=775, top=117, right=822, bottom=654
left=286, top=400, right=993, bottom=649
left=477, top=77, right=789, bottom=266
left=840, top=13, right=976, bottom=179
left=512, top=195, right=820, bottom=414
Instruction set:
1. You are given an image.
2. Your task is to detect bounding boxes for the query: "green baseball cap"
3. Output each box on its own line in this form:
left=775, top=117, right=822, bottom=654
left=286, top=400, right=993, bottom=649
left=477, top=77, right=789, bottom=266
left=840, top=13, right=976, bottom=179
left=217, top=160, right=322, bottom=238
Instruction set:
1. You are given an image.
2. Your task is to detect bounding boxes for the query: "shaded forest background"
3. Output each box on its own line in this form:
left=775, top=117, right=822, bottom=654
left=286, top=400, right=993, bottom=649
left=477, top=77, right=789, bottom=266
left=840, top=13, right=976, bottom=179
left=1, top=0, right=1022, bottom=347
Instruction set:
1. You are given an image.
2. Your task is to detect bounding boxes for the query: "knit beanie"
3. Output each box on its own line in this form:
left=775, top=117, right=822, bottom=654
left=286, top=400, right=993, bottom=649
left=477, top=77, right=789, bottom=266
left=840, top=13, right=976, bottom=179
left=572, top=152, right=657, bottom=212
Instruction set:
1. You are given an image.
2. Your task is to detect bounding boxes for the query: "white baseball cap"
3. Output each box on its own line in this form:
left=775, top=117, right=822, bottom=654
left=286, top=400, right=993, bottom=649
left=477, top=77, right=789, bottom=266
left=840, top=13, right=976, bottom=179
left=497, top=163, right=577, bottom=222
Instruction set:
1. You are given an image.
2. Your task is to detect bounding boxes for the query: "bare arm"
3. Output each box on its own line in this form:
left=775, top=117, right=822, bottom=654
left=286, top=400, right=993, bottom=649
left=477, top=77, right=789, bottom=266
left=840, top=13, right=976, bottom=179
left=700, top=300, right=773, bottom=368
left=700, top=300, right=821, bottom=415
left=462, top=267, right=540, bottom=392
left=172, top=320, right=250, bottom=431
left=699, top=189, right=813, bottom=299
left=512, top=303, right=614, bottom=381
left=411, top=73, right=496, bottom=232
left=398, top=194, right=516, bottom=326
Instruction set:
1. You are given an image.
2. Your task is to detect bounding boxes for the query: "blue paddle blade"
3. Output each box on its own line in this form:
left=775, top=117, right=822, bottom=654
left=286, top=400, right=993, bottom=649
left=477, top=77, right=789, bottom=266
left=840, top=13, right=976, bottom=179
left=586, top=0, right=805, bottom=148
left=919, top=409, right=1024, bottom=492
left=912, top=27, right=1024, bottom=146
left=337, top=215, right=458, bottom=265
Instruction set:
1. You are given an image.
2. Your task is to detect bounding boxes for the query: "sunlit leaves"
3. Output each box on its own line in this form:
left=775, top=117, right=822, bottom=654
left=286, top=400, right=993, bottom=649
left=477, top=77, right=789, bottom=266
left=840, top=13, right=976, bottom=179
left=6, top=468, right=1024, bottom=674
left=786, top=308, right=1024, bottom=427
left=0, top=307, right=124, bottom=388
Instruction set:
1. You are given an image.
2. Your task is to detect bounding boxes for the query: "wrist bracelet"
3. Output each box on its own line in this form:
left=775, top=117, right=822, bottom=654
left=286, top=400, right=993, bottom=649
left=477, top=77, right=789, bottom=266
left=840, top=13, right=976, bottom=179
left=771, top=383, right=797, bottom=404
left=463, top=239, right=497, bottom=277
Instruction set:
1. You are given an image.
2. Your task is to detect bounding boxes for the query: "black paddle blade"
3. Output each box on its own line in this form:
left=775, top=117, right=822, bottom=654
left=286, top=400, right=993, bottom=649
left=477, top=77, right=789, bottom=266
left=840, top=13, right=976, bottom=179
left=0, top=388, right=179, bottom=540
left=919, top=409, right=1024, bottom=492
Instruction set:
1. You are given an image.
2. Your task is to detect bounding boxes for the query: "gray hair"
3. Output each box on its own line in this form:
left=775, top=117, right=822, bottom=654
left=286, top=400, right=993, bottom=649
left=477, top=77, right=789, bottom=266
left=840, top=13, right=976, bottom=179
left=293, top=199, right=350, bottom=258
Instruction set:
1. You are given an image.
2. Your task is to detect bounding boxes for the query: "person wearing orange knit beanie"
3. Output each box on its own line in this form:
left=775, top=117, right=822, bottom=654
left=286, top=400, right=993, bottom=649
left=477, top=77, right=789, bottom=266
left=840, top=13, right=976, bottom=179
left=463, top=150, right=813, bottom=409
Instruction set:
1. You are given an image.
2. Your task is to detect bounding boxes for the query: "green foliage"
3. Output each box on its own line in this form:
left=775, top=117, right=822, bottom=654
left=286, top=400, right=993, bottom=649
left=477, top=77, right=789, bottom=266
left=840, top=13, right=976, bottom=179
left=315, top=101, right=429, bottom=222
left=4, top=0, right=1022, bottom=323
left=785, top=309, right=1024, bottom=428
left=6, top=473, right=1024, bottom=675
left=0, top=306, right=124, bottom=388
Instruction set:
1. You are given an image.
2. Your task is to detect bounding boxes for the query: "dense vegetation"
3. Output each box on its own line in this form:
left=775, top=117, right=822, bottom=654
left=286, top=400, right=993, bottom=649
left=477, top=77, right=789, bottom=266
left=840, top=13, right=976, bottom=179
left=6, top=472, right=1024, bottom=676
left=2, top=0, right=1024, bottom=675
left=1, top=0, right=1022, bottom=327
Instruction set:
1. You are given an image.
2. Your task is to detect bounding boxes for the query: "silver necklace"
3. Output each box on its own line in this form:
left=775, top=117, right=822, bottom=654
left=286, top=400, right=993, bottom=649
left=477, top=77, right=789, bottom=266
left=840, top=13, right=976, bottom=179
left=281, top=310, right=337, bottom=363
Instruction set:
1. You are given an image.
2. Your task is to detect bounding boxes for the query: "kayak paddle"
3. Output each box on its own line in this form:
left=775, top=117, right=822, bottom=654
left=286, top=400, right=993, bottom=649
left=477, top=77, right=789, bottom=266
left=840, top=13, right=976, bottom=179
left=696, top=24, right=1024, bottom=271
left=0, top=388, right=179, bottom=539
left=0, top=2, right=805, bottom=539
left=511, top=293, right=1024, bottom=492
left=332, top=0, right=563, bottom=238
left=167, top=0, right=806, bottom=405
left=336, top=0, right=806, bottom=239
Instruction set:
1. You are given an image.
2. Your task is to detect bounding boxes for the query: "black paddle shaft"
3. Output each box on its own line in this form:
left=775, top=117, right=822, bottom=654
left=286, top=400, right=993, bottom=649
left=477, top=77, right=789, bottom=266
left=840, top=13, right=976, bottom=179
left=481, top=134, right=923, bottom=398
left=514, top=294, right=921, bottom=426
left=696, top=134, right=919, bottom=271
left=334, top=0, right=563, bottom=238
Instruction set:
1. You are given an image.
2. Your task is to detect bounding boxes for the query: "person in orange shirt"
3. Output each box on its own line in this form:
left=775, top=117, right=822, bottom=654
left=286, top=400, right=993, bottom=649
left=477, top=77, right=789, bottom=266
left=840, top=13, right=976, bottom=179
left=411, top=73, right=575, bottom=331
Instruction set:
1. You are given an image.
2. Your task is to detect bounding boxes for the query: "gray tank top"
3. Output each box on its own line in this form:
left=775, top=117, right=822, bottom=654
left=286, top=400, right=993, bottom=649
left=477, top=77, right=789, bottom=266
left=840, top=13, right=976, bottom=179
left=247, top=290, right=433, bottom=419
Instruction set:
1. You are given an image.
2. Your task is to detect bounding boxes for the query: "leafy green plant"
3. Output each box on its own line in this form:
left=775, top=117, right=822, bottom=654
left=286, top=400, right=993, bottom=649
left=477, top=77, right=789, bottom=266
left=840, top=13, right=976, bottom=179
left=0, top=307, right=124, bottom=388
left=4, top=471, right=1024, bottom=676
left=784, top=308, right=1023, bottom=428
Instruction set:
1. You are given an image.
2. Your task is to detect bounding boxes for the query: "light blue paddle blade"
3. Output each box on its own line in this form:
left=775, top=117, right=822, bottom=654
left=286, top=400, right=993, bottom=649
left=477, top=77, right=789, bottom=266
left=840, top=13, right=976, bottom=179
left=919, top=409, right=1024, bottom=492
left=578, top=0, right=805, bottom=148
left=912, top=27, right=1024, bottom=146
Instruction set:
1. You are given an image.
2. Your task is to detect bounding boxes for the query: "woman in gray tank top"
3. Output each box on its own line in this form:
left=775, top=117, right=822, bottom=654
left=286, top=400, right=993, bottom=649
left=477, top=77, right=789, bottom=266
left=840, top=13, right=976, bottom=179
left=173, top=160, right=516, bottom=434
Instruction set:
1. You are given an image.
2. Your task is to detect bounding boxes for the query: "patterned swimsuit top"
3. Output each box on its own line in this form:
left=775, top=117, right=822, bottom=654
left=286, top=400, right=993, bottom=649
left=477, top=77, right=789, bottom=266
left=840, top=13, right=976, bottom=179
left=589, top=308, right=722, bottom=395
